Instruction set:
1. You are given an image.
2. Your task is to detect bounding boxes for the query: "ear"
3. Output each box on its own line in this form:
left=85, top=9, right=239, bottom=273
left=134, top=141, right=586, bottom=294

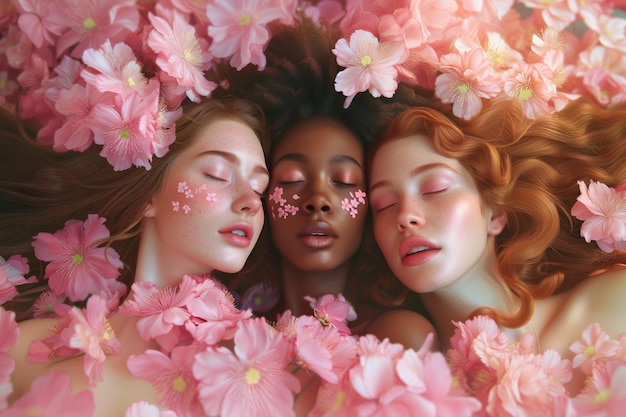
left=144, top=197, right=157, bottom=218
left=487, top=206, right=507, bottom=236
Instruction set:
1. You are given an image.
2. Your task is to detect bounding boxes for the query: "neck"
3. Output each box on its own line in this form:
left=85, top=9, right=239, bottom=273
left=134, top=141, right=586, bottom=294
left=280, top=260, right=351, bottom=316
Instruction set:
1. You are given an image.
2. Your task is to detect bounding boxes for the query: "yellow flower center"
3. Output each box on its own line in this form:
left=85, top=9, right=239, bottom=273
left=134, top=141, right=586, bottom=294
left=0, top=79, right=6, bottom=89
left=83, top=17, right=96, bottom=29
left=333, top=391, right=346, bottom=410
left=239, top=15, right=251, bottom=26
left=72, top=253, right=84, bottom=264
left=457, top=83, right=470, bottom=94
left=172, top=376, right=187, bottom=392
left=584, top=345, right=595, bottom=356
left=27, top=405, right=43, bottom=416
left=244, top=367, right=261, bottom=384
left=516, top=86, right=533, bottom=101
left=119, top=129, right=130, bottom=140
left=594, top=389, right=609, bottom=403
left=128, top=77, right=135, bottom=87
left=360, top=55, right=372, bottom=67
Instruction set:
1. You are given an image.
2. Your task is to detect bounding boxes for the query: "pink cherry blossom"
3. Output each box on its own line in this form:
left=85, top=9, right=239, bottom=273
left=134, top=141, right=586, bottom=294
left=0, top=371, right=95, bottom=417
left=32, top=291, right=68, bottom=318
left=14, top=0, right=64, bottom=48
left=572, top=358, right=626, bottom=416
left=127, top=345, right=203, bottom=417
left=0, top=254, right=35, bottom=305
left=570, top=322, right=622, bottom=375
left=333, top=29, right=409, bottom=107
left=31, top=214, right=123, bottom=302
left=571, top=180, right=626, bottom=253
left=81, top=40, right=148, bottom=97
left=193, top=317, right=301, bottom=417
left=304, top=293, right=356, bottom=335
left=435, top=48, right=502, bottom=120
left=206, top=0, right=295, bottom=71
left=64, top=294, right=121, bottom=385
left=119, top=275, right=196, bottom=342
left=148, top=12, right=216, bottom=103
left=503, top=61, right=556, bottom=119
left=184, top=278, right=252, bottom=345
left=293, top=315, right=357, bottom=384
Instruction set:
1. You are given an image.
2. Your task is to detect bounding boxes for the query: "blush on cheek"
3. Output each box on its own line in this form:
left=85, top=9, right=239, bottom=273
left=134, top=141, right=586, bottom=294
left=341, top=189, right=367, bottom=219
left=171, top=180, right=218, bottom=214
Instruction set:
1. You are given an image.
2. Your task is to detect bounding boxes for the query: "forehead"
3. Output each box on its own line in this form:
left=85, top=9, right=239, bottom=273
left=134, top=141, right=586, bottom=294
left=272, top=118, right=363, bottom=164
left=371, top=134, right=452, bottom=175
left=180, top=118, right=265, bottom=160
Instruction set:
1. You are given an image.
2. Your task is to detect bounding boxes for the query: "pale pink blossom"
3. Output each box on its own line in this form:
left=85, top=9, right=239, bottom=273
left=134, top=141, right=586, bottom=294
left=333, top=29, right=408, bottom=107
left=193, top=317, right=301, bottom=417
left=184, top=278, right=252, bottom=345
left=521, top=0, right=577, bottom=31
left=124, top=401, right=180, bottom=417
left=571, top=180, right=626, bottom=253
left=127, top=345, right=203, bottom=417
left=435, top=48, right=501, bottom=120
left=0, top=371, right=95, bottom=417
left=572, top=358, right=626, bottom=416
left=52, top=0, right=140, bottom=59
left=570, top=322, right=622, bottom=375
left=14, top=0, right=64, bottom=48
left=81, top=40, right=148, bottom=97
left=206, top=0, right=295, bottom=71
left=65, top=294, right=121, bottom=385
left=293, top=315, right=358, bottom=384
left=148, top=12, right=216, bottom=102
left=503, top=61, right=556, bottom=119
left=32, top=214, right=123, bottom=302
left=0, top=254, right=35, bottom=305
left=119, top=275, right=196, bottom=342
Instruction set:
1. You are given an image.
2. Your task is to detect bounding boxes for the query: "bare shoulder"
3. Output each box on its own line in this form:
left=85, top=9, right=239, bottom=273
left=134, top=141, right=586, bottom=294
left=7, top=317, right=58, bottom=402
left=364, top=309, right=439, bottom=351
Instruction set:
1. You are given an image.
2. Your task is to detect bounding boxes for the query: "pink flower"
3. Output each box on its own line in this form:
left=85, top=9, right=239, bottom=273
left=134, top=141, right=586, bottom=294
left=0, top=371, right=95, bottom=417
left=119, top=275, right=196, bottom=342
left=503, top=61, right=556, bottom=119
left=148, top=12, right=216, bottom=102
left=193, top=317, right=301, bottom=417
left=333, top=29, right=408, bottom=107
left=570, top=322, right=622, bottom=375
left=31, top=214, right=123, bottom=302
left=572, top=358, right=626, bottom=416
left=435, top=49, right=502, bottom=120
left=0, top=308, right=18, bottom=355
left=0, top=254, right=35, bottom=305
left=124, top=401, right=179, bottom=417
left=304, top=293, right=356, bottom=335
left=206, top=0, right=295, bottom=71
left=64, top=294, right=121, bottom=385
left=127, top=345, right=203, bottom=417
left=185, top=278, right=252, bottom=345
left=293, top=315, right=358, bottom=384
left=14, top=0, right=64, bottom=48
left=32, top=291, right=68, bottom=318
left=81, top=40, right=148, bottom=97
left=571, top=180, right=626, bottom=253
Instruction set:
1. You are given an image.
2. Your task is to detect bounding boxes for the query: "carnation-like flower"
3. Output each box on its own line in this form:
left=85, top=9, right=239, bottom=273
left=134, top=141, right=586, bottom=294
left=32, top=214, right=123, bottom=302
left=193, top=317, right=300, bottom=417
left=333, top=29, right=408, bottom=107
left=571, top=180, right=626, bottom=253
left=570, top=322, right=622, bottom=375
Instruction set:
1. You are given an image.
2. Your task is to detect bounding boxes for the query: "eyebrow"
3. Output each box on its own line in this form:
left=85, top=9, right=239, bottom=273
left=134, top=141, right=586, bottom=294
left=273, top=153, right=363, bottom=168
left=199, top=150, right=269, bottom=177
left=369, top=162, right=459, bottom=192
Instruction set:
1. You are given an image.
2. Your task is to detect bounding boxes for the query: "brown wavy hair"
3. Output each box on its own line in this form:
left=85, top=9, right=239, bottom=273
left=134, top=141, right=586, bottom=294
left=0, top=94, right=269, bottom=320
left=367, top=97, right=626, bottom=328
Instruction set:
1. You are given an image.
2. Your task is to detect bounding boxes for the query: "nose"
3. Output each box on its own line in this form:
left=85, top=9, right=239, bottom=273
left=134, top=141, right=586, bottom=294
left=302, top=178, right=333, bottom=215
left=233, top=186, right=263, bottom=215
left=396, top=199, right=425, bottom=231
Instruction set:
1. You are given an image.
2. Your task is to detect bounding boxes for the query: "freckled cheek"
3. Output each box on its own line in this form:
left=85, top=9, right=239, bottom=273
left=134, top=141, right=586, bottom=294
left=168, top=179, right=222, bottom=215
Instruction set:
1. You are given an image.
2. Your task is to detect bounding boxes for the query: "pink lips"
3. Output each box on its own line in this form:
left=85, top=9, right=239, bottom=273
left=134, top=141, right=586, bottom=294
left=398, top=235, right=440, bottom=266
left=297, top=221, right=337, bottom=249
left=219, top=223, right=254, bottom=248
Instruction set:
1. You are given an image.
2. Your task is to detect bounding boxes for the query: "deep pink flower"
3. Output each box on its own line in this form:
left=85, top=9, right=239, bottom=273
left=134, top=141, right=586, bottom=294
left=127, top=345, right=203, bottom=417
left=571, top=180, right=626, bottom=253
left=14, top=0, right=65, bottom=48
left=0, top=371, right=95, bottom=417
left=304, top=293, right=356, bottom=335
left=193, top=317, right=300, bottom=417
left=119, top=275, right=197, bottom=342
left=32, top=291, right=68, bottom=318
left=31, top=214, right=123, bottom=302
left=0, top=307, right=19, bottom=354
left=333, top=29, right=408, bottom=107
left=64, top=294, right=121, bottom=385
left=148, top=12, right=216, bottom=102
